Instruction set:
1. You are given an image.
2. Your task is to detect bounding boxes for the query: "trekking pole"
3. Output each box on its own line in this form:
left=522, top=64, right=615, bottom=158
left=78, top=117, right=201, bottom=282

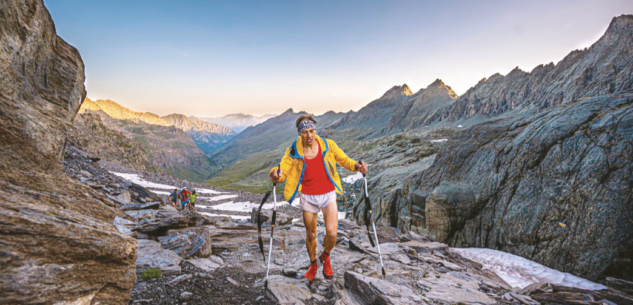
left=360, top=160, right=386, bottom=278
left=263, top=164, right=281, bottom=290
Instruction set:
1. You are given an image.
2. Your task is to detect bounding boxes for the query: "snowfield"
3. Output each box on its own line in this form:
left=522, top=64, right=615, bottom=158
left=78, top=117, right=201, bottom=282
left=453, top=248, right=606, bottom=290
left=111, top=172, right=176, bottom=189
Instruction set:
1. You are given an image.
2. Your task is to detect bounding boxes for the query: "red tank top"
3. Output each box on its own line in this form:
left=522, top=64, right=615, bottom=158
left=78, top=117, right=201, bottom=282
left=301, top=141, right=335, bottom=195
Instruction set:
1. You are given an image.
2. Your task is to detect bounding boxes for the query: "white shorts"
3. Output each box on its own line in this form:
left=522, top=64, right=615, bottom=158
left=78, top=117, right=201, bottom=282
left=300, top=191, right=336, bottom=213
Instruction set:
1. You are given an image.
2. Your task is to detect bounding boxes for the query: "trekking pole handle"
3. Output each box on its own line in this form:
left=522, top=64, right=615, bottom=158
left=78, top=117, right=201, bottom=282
left=359, top=160, right=366, bottom=178
left=273, top=164, right=281, bottom=187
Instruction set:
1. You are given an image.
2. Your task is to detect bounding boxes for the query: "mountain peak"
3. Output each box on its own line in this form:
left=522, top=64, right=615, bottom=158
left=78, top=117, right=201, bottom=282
left=401, top=84, right=413, bottom=96
left=382, top=84, right=413, bottom=99
left=605, top=14, right=633, bottom=37
left=428, top=79, right=445, bottom=88
left=424, top=79, right=458, bottom=99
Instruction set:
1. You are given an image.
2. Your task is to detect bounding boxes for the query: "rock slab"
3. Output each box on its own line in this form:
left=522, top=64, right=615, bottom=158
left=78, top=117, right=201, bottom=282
left=137, top=239, right=182, bottom=276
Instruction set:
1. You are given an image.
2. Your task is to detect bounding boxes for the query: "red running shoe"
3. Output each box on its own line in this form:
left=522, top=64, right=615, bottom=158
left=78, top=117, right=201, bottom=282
left=304, top=261, right=318, bottom=282
left=320, top=252, right=333, bottom=280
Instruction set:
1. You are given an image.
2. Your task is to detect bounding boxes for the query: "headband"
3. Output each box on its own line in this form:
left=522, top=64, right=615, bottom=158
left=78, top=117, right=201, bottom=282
left=297, top=120, right=316, bottom=134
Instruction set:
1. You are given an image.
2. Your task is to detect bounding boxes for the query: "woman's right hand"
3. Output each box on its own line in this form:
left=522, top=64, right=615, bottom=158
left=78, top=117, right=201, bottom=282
left=270, top=169, right=284, bottom=183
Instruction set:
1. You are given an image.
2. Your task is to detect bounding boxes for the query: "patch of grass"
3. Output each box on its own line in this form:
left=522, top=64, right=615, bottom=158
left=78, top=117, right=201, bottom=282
left=140, top=268, right=161, bottom=280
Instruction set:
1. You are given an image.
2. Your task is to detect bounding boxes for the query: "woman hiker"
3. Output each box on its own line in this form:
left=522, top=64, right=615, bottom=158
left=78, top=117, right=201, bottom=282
left=269, top=114, right=368, bottom=282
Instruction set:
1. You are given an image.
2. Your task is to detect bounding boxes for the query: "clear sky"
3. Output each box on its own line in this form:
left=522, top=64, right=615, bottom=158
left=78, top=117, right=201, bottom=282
left=45, top=0, right=632, bottom=117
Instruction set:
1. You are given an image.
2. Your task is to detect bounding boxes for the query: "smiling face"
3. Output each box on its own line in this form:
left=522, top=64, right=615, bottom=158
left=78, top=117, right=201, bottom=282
left=300, top=127, right=316, bottom=146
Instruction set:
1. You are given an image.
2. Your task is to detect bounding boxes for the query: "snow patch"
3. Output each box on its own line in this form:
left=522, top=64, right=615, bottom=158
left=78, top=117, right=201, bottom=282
left=430, top=139, right=448, bottom=143
left=343, top=172, right=363, bottom=184
left=110, top=172, right=176, bottom=189
left=109, top=172, right=226, bottom=195
left=338, top=211, right=347, bottom=220
left=199, top=194, right=239, bottom=202
left=150, top=190, right=170, bottom=196
left=199, top=212, right=250, bottom=220
left=196, top=189, right=227, bottom=195
left=453, top=248, right=606, bottom=290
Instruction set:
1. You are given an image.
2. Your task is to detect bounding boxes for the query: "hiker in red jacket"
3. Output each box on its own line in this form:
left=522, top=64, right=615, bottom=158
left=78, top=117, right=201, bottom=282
left=178, top=187, right=191, bottom=210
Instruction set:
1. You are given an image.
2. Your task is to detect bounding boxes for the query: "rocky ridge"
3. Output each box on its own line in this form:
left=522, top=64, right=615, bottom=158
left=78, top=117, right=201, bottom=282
left=386, top=79, right=459, bottom=132
left=81, top=107, right=218, bottom=182
left=427, top=15, right=633, bottom=125
left=327, top=84, right=414, bottom=138
left=81, top=98, right=235, bottom=155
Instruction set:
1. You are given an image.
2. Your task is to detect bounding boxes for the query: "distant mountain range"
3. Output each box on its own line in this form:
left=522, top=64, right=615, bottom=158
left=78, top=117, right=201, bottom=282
left=197, top=113, right=276, bottom=133
left=82, top=98, right=235, bottom=155
left=79, top=98, right=224, bottom=181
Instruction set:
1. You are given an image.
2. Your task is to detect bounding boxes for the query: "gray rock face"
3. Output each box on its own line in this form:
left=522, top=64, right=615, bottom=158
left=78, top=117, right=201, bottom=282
left=158, top=227, right=213, bottom=258
left=393, top=94, right=633, bottom=280
left=0, top=1, right=137, bottom=304
left=136, top=239, right=182, bottom=276
left=265, top=281, right=312, bottom=304
left=344, top=271, right=423, bottom=304
left=120, top=202, right=160, bottom=211
left=114, top=216, right=136, bottom=235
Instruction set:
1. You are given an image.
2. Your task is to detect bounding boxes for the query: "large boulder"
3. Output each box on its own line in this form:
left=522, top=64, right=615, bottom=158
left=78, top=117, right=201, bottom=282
left=0, top=0, right=137, bottom=304
left=136, top=240, right=182, bottom=276
left=133, top=210, right=198, bottom=234
left=158, top=227, right=213, bottom=258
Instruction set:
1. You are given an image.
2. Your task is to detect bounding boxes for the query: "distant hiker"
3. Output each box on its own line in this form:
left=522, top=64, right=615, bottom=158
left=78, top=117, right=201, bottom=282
left=169, top=189, right=179, bottom=209
left=178, top=187, right=192, bottom=210
left=189, top=190, right=197, bottom=211
left=269, top=114, right=367, bottom=282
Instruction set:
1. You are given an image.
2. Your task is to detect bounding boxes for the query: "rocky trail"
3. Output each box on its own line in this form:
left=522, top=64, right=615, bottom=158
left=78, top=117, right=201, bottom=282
left=63, top=145, right=633, bottom=305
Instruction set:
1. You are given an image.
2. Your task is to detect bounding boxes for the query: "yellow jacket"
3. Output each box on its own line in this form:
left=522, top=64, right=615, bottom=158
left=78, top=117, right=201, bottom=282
left=270, top=135, right=358, bottom=204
